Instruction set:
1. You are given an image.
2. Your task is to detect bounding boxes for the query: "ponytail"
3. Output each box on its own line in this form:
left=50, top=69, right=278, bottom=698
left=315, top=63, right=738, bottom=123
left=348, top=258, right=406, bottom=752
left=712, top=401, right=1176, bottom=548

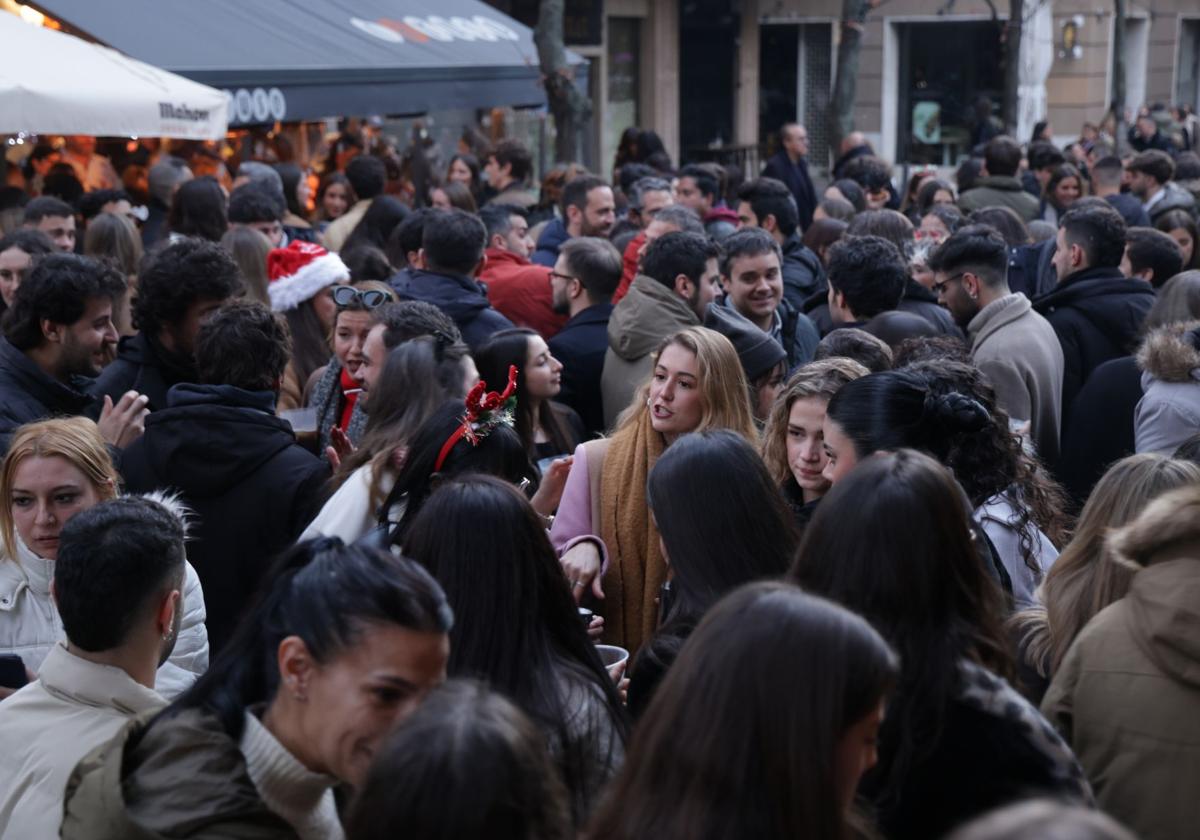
left=162, top=538, right=452, bottom=738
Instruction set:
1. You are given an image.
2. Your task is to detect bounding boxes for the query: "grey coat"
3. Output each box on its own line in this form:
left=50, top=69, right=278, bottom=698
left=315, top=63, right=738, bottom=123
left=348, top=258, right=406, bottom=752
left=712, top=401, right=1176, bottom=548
left=968, top=293, right=1065, bottom=463
left=1134, top=320, right=1200, bottom=455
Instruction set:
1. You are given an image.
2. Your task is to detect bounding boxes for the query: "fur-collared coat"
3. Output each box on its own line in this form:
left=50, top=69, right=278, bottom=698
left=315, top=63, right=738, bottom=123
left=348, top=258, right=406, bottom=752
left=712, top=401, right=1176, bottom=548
left=1134, top=320, right=1200, bottom=455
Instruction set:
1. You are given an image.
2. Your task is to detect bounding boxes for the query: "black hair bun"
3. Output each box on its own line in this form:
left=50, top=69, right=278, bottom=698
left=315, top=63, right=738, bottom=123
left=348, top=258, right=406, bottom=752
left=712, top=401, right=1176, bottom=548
left=926, top=392, right=991, bottom=433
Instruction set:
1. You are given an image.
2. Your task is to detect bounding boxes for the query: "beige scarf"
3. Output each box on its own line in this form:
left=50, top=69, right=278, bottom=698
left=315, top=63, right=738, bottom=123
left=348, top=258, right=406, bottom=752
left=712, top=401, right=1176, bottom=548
left=598, top=410, right=667, bottom=655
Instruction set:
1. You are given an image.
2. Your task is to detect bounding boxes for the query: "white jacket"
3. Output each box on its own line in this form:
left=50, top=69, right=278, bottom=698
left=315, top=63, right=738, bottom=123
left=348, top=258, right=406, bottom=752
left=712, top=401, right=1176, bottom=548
left=0, top=538, right=208, bottom=699
left=976, top=492, right=1058, bottom=609
left=0, top=642, right=165, bottom=837
left=302, top=463, right=400, bottom=544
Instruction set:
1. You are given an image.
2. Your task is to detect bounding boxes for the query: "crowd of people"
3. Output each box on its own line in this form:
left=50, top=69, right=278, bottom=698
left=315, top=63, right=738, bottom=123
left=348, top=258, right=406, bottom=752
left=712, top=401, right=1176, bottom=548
left=0, top=113, right=1196, bottom=839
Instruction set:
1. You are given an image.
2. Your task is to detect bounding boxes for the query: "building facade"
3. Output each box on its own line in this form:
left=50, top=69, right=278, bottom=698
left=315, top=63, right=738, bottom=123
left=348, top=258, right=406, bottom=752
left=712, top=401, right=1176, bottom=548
left=495, top=0, right=1200, bottom=175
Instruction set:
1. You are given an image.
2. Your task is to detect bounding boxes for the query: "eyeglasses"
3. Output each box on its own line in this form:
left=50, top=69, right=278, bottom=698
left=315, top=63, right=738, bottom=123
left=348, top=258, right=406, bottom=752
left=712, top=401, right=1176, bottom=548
left=931, top=272, right=967, bottom=296
left=332, top=286, right=390, bottom=309
left=549, top=271, right=577, bottom=284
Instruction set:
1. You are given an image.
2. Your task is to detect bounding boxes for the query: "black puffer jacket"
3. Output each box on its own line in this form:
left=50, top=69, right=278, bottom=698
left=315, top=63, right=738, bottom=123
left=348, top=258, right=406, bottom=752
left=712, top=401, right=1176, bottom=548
left=119, top=383, right=329, bottom=652
left=780, top=232, right=825, bottom=311
left=1033, top=267, right=1155, bottom=426
left=0, top=337, right=97, bottom=454
left=91, top=332, right=199, bottom=412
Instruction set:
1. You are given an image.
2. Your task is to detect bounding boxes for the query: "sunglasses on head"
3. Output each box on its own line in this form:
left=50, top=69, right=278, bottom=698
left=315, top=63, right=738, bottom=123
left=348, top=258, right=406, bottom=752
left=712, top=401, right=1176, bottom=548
left=332, top=286, right=389, bottom=309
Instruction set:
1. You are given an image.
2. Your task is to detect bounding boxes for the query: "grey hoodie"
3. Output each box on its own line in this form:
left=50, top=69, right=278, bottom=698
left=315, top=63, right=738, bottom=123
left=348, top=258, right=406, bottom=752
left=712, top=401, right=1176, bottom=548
left=599, top=274, right=699, bottom=430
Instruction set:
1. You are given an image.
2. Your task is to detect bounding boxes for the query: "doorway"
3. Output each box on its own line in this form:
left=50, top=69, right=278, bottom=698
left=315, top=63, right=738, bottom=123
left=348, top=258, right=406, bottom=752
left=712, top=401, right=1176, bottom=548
left=895, top=20, right=1004, bottom=165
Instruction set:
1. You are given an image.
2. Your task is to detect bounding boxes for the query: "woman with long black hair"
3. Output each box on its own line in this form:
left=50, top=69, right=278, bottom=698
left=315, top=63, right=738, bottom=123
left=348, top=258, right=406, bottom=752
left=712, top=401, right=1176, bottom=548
left=60, top=539, right=453, bottom=839
left=475, top=327, right=584, bottom=469
left=821, top=366, right=1067, bottom=607
left=404, top=475, right=626, bottom=826
left=587, top=582, right=898, bottom=840
left=627, top=430, right=795, bottom=717
left=790, top=450, right=1090, bottom=839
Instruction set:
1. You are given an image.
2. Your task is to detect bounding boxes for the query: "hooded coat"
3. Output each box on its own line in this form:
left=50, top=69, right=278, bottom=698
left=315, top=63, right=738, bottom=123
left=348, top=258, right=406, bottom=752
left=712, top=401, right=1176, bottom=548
left=1042, top=531, right=1200, bottom=840
left=599, top=274, right=699, bottom=429
left=1134, top=321, right=1200, bottom=454
left=1032, top=266, right=1156, bottom=426
left=60, top=708, right=299, bottom=839
left=389, top=267, right=514, bottom=350
left=118, top=384, right=329, bottom=653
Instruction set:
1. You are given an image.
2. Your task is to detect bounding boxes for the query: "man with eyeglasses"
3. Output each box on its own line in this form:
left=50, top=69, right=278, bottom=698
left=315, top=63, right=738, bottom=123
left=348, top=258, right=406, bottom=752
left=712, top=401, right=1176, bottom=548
left=93, top=238, right=243, bottom=412
left=929, top=225, right=1064, bottom=463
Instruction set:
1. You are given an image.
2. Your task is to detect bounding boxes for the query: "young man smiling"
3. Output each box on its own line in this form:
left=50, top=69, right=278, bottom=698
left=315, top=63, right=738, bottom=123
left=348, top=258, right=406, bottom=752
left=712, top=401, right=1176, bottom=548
left=0, top=253, right=146, bottom=454
left=718, top=227, right=818, bottom=371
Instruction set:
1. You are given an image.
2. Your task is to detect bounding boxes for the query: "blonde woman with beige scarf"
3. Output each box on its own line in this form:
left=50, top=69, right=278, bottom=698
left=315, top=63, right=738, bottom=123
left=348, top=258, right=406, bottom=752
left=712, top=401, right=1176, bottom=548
left=550, top=326, right=756, bottom=655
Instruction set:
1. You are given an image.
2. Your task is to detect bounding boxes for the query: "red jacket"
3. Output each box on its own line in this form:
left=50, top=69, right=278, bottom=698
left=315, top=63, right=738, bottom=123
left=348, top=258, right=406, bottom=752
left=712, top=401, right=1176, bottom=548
left=611, top=231, right=645, bottom=305
left=480, top=248, right=567, bottom=339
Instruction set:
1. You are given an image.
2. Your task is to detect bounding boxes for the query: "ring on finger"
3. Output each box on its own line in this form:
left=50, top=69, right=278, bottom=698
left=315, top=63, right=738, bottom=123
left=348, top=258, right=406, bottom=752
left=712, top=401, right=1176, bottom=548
left=572, top=580, right=584, bottom=588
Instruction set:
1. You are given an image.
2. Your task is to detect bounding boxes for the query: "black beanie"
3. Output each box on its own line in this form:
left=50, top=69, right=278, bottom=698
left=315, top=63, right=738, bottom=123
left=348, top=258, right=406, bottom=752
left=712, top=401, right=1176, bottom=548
left=703, top=303, right=787, bottom=382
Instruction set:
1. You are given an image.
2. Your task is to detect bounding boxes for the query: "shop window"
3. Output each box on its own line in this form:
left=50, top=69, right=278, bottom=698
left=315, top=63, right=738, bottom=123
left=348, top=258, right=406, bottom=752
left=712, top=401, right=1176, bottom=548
left=896, top=21, right=1004, bottom=166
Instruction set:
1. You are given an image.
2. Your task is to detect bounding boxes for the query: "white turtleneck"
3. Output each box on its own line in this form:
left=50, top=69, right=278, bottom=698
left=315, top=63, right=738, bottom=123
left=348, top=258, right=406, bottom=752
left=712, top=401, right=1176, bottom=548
left=239, top=710, right=345, bottom=840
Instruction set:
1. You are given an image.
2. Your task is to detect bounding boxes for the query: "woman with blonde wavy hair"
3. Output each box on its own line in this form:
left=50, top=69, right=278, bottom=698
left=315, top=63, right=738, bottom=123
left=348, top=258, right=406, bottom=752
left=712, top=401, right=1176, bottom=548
left=551, top=326, right=755, bottom=654
left=0, top=417, right=208, bottom=700
left=1014, top=453, right=1200, bottom=698
left=760, top=358, right=870, bottom=532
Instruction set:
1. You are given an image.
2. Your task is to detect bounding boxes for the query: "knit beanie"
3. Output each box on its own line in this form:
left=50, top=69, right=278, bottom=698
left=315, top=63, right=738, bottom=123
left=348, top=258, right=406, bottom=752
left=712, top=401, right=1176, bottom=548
left=267, top=241, right=349, bottom=312
left=704, top=302, right=786, bottom=382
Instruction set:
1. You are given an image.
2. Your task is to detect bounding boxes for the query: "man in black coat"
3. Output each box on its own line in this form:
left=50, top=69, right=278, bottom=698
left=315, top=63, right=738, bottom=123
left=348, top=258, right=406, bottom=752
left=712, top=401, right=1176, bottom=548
left=120, top=300, right=329, bottom=653
left=389, top=208, right=514, bottom=350
left=761, top=123, right=818, bottom=232
left=548, top=237, right=622, bottom=437
left=1033, top=203, right=1155, bottom=429
left=93, top=239, right=242, bottom=412
left=0, top=253, right=146, bottom=454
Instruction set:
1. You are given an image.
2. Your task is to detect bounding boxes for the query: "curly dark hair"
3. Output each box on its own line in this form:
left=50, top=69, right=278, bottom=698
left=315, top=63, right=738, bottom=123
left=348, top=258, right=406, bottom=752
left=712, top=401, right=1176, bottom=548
left=195, top=299, right=291, bottom=391
left=902, top=359, right=1072, bottom=570
left=826, top=235, right=908, bottom=318
left=134, top=239, right=243, bottom=335
left=3, top=253, right=126, bottom=350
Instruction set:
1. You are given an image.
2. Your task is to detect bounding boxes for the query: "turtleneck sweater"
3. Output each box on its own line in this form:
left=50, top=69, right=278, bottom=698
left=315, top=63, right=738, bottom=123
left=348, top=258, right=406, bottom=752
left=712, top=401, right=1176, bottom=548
left=240, top=711, right=345, bottom=840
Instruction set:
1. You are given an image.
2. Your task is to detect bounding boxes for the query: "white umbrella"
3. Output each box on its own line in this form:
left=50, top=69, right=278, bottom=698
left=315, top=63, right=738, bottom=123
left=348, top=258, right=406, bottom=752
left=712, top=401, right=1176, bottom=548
left=0, top=12, right=227, bottom=139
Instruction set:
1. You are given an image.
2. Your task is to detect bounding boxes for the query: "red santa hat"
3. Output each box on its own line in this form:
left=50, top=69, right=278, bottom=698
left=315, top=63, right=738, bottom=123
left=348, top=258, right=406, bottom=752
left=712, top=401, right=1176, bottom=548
left=266, top=241, right=349, bottom=312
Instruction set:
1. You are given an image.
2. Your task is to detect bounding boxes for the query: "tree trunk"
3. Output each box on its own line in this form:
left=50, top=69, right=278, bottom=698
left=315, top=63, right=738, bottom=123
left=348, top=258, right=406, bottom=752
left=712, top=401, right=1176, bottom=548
left=1110, top=0, right=1127, bottom=154
left=827, top=0, right=873, bottom=166
left=535, top=0, right=593, bottom=165
left=1002, top=0, right=1023, bottom=135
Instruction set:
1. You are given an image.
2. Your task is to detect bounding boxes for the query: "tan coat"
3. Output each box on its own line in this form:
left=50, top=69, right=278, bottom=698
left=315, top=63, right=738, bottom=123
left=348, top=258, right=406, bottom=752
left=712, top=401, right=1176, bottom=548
left=320, top=198, right=371, bottom=253
left=0, top=644, right=164, bottom=838
left=1042, top=545, right=1200, bottom=840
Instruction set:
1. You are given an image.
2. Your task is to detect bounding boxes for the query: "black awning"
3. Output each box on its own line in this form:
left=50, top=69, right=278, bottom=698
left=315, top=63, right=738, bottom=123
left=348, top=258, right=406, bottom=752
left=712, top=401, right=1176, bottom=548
left=31, top=0, right=573, bottom=124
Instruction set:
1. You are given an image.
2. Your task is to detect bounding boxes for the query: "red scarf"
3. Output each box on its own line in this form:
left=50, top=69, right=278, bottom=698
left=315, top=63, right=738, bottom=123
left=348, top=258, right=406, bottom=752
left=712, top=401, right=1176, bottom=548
left=338, top=366, right=359, bottom=431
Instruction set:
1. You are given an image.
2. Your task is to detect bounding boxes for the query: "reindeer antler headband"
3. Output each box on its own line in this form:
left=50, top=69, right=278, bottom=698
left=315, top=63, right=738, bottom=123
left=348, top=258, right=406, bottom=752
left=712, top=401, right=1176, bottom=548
left=433, top=365, right=519, bottom=472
